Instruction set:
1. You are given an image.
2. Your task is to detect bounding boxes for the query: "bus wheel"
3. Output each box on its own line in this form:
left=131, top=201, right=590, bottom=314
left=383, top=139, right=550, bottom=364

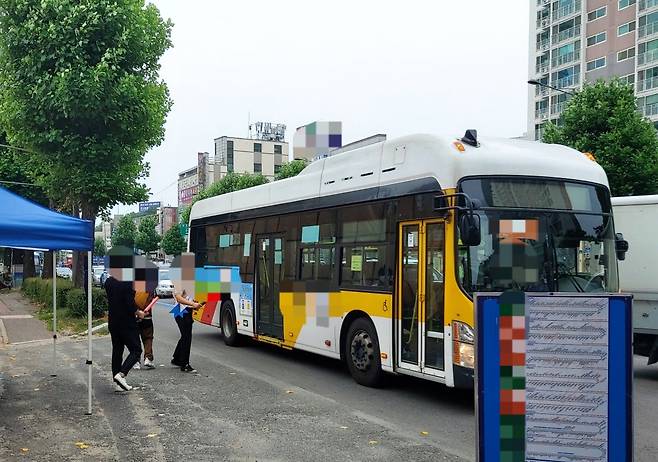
left=221, top=301, right=239, bottom=347
left=345, top=317, right=384, bottom=387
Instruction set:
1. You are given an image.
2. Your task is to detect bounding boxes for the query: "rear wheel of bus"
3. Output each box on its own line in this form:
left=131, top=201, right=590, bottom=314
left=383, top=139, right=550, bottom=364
left=221, top=301, right=240, bottom=346
left=344, top=317, right=384, bottom=387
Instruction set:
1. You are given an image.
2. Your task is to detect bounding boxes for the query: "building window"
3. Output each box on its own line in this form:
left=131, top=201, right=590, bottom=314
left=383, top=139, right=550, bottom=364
left=254, top=163, right=262, bottom=173
left=586, top=57, right=606, bottom=71
left=618, top=47, right=636, bottom=62
left=274, top=164, right=282, bottom=174
left=587, top=32, right=606, bottom=47
left=227, top=140, right=234, bottom=173
left=253, top=143, right=262, bottom=153
left=618, top=0, right=636, bottom=10
left=274, top=144, right=282, bottom=154
left=621, top=73, right=635, bottom=87
left=618, top=21, right=636, bottom=36
left=587, top=6, right=606, bottom=21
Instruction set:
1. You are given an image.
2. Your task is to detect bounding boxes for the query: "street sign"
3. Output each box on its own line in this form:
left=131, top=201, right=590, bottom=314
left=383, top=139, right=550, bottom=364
left=179, top=223, right=188, bottom=236
left=475, top=292, right=633, bottom=462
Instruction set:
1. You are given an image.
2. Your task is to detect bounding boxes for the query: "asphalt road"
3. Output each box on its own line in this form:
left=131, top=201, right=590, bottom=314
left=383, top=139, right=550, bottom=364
left=151, top=300, right=476, bottom=461
left=149, top=300, right=658, bottom=461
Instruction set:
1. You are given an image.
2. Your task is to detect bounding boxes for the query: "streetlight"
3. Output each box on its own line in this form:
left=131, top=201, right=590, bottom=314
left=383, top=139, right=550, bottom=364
left=527, top=79, right=575, bottom=96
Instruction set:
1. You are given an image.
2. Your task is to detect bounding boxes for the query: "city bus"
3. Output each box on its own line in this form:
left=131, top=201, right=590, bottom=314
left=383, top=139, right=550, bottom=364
left=188, top=131, right=623, bottom=388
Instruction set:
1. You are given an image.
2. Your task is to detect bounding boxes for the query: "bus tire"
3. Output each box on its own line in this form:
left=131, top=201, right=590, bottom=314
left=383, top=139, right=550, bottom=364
left=344, top=317, right=384, bottom=387
left=221, top=301, right=240, bottom=347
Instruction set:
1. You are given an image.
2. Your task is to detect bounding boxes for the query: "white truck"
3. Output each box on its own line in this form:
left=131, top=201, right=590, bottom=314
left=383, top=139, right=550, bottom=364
left=612, top=195, right=658, bottom=363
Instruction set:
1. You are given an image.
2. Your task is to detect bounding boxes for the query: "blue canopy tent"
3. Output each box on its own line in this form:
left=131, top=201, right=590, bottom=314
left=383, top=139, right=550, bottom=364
left=0, top=186, right=96, bottom=414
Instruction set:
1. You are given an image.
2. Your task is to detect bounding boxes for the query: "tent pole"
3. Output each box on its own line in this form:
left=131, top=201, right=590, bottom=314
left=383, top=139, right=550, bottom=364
left=86, top=251, right=92, bottom=415
left=51, top=251, right=57, bottom=377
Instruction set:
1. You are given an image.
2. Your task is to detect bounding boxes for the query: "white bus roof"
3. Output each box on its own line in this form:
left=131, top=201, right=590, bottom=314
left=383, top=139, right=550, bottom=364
left=612, top=195, right=658, bottom=206
left=190, top=133, right=609, bottom=222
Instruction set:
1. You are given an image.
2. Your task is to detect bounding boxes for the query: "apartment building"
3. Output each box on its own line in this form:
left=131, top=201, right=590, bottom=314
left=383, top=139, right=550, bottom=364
left=214, top=136, right=289, bottom=180
left=528, top=0, right=658, bottom=140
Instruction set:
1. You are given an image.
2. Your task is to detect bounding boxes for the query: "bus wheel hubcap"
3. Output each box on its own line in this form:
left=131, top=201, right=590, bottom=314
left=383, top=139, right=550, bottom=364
left=351, top=331, right=374, bottom=372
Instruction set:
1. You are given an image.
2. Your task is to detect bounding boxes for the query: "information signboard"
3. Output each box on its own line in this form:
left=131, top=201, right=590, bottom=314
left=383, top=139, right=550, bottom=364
left=475, top=292, right=633, bottom=462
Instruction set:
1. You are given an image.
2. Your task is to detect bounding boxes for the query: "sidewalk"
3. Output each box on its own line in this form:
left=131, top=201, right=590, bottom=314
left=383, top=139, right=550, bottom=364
left=0, top=290, right=51, bottom=345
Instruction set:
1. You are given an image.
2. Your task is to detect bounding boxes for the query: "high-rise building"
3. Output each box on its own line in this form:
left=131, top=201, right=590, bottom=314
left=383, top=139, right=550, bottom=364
left=528, top=0, right=658, bottom=140
left=214, top=136, right=289, bottom=180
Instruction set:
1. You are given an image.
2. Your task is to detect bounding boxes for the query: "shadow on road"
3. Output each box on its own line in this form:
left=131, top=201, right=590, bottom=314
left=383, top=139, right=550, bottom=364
left=194, top=328, right=475, bottom=413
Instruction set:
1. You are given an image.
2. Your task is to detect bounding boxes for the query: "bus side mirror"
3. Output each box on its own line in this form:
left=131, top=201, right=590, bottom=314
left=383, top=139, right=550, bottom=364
left=615, top=233, right=629, bottom=261
left=459, top=213, right=481, bottom=247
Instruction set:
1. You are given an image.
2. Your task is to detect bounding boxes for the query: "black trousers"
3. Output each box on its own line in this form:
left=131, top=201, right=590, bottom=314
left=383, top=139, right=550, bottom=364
left=109, top=322, right=142, bottom=376
left=173, top=310, right=193, bottom=366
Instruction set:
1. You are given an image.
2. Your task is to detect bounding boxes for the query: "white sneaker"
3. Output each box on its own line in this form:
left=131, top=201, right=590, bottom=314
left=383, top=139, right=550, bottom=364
left=114, top=384, right=127, bottom=393
left=144, top=358, right=155, bottom=369
left=133, top=362, right=141, bottom=370
left=113, top=373, right=132, bottom=391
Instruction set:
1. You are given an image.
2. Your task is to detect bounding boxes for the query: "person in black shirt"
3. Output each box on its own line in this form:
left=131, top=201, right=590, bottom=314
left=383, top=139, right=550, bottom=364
left=105, top=249, right=145, bottom=391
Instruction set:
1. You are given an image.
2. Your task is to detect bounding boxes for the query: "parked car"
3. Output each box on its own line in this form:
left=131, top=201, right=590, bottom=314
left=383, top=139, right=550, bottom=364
left=156, top=269, right=174, bottom=298
left=56, top=267, right=72, bottom=279
left=92, top=266, right=106, bottom=287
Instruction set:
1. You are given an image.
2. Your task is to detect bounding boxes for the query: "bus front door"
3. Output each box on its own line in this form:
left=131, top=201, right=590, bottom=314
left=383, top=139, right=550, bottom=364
left=256, top=235, right=284, bottom=339
left=397, top=220, right=446, bottom=377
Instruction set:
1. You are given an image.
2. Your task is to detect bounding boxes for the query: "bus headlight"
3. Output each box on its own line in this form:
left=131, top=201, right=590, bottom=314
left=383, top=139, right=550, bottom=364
left=452, top=321, right=475, bottom=369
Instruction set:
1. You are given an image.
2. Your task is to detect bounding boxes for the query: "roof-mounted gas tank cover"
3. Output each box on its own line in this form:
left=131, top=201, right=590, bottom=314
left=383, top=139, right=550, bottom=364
left=461, top=129, right=479, bottom=147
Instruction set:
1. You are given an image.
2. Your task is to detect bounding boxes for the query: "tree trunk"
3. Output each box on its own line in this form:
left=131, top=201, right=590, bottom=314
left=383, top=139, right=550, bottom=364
left=23, top=250, right=35, bottom=278
left=42, top=251, right=53, bottom=279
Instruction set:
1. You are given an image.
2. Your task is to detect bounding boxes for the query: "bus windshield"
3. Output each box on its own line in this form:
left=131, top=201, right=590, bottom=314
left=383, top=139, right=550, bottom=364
left=458, top=178, right=618, bottom=294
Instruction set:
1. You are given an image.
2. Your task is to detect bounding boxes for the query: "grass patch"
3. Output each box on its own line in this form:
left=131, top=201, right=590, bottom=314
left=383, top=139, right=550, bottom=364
left=36, top=306, right=107, bottom=336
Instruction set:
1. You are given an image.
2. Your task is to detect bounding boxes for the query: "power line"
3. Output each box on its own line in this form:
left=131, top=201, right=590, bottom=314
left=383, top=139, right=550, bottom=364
left=0, top=143, right=37, bottom=154
left=0, top=179, right=41, bottom=187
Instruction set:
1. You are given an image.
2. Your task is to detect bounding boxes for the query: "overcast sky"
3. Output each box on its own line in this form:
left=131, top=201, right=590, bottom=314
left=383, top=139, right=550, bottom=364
left=120, top=1, right=530, bottom=214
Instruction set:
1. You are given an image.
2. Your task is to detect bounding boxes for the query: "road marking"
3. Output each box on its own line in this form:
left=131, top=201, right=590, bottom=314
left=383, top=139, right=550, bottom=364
left=0, top=315, right=33, bottom=319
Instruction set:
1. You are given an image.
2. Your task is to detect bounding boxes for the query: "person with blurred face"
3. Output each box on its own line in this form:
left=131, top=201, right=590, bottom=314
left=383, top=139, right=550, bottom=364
left=170, top=253, right=201, bottom=373
left=105, top=248, right=145, bottom=391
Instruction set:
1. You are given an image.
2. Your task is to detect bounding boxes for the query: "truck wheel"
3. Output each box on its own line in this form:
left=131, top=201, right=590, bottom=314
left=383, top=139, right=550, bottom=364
left=221, top=301, right=240, bottom=347
left=344, top=317, right=384, bottom=387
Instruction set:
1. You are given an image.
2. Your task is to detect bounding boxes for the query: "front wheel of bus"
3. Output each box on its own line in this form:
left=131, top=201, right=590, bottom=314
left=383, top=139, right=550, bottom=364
left=345, top=317, right=384, bottom=387
left=221, top=301, right=240, bottom=347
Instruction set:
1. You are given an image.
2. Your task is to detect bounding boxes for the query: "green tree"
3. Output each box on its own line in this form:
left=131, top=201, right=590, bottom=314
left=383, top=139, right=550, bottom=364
left=111, top=216, right=137, bottom=249
left=0, top=0, right=173, bottom=286
left=135, top=215, right=160, bottom=254
left=543, top=79, right=658, bottom=196
left=161, top=225, right=187, bottom=256
left=94, top=238, right=107, bottom=257
left=274, top=159, right=308, bottom=180
left=180, top=172, right=269, bottom=224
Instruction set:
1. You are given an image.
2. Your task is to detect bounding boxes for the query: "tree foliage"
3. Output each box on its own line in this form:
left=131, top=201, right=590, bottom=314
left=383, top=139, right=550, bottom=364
left=0, top=0, right=173, bottom=217
left=135, top=215, right=160, bottom=254
left=94, top=238, right=106, bottom=257
left=543, top=79, right=658, bottom=196
left=161, top=224, right=187, bottom=256
left=274, top=159, right=308, bottom=180
left=180, top=172, right=269, bottom=224
left=111, top=215, right=136, bottom=249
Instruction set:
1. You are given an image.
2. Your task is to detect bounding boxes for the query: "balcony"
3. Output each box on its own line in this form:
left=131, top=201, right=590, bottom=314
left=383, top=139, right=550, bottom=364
left=536, top=0, right=550, bottom=6
left=554, top=73, right=580, bottom=89
left=551, top=50, right=580, bottom=68
left=553, top=0, right=581, bottom=21
left=536, top=61, right=549, bottom=74
left=535, top=108, right=549, bottom=120
left=537, top=39, right=550, bottom=52
left=535, top=85, right=550, bottom=97
left=552, top=25, right=580, bottom=45
left=638, top=76, right=658, bottom=92
left=551, top=102, right=568, bottom=114
left=641, top=102, right=658, bottom=116
left=639, top=21, right=658, bottom=40
left=640, top=0, right=658, bottom=11
left=638, top=48, right=658, bottom=67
